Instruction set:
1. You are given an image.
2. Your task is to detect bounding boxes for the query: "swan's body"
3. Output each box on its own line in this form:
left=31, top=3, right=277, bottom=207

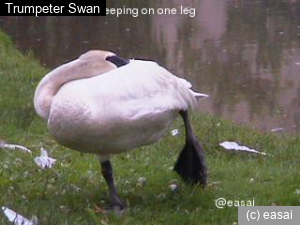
left=48, top=60, right=198, bottom=157
left=34, top=50, right=208, bottom=210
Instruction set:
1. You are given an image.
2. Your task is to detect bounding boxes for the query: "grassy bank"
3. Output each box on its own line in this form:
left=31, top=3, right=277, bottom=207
left=0, top=31, right=299, bottom=225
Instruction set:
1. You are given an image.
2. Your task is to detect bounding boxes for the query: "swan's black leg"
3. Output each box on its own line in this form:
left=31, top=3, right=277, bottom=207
left=174, top=110, right=207, bottom=186
left=101, top=160, right=124, bottom=210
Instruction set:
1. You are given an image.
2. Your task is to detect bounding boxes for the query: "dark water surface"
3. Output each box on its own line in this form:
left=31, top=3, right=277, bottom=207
left=1, top=0, right=300, bottom=134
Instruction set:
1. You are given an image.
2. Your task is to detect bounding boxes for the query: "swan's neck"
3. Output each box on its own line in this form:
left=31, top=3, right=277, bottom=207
left=34, top=56, right=116, bottom=120
left=34, top=72, right=63, bottom=120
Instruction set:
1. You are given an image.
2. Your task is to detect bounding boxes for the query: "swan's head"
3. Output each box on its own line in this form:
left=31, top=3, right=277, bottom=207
left=80, top=50, right=129, bottom=68
left=66, top=50, right=122, bottom=78
left=79, top=50, right=116, bottom=62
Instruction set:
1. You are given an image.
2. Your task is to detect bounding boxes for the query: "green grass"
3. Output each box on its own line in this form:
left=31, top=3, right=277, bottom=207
left=0, top=30, right=299, bottom=225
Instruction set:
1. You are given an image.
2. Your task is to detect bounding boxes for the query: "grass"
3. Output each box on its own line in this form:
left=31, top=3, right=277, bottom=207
left=0, top=30, right=300, bottom=225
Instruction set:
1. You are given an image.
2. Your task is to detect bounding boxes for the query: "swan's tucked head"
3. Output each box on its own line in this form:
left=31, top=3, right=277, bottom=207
left=79, top=50, right=116, bottom=65
left=34, top=50, right=119, bottom=121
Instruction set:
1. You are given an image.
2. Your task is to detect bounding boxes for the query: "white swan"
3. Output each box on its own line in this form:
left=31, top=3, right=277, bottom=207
left=34, top=50, right=208, bottom=210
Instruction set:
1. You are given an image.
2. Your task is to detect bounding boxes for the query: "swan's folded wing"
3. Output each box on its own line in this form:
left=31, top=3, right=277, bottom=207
left=89, top=60, right=204, bottom=112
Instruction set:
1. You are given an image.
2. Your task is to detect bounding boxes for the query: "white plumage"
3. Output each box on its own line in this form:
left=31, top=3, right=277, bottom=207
left=35, top=52, right=207, bottom=161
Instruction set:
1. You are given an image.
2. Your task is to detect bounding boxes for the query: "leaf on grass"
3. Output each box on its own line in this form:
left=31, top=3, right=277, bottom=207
left=219, top=141, right=266, bottom=155
left=34, top=148, right=56, bottom=169
left=93, top=204, right=104, bottom=214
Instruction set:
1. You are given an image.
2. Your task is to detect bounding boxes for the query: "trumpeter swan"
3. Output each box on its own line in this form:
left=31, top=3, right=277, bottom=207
left=34, top=50, right=208, bottom=210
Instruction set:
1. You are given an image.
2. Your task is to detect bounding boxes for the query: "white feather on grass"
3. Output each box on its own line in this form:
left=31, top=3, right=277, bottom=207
left=2, top=207, right=36, bottom=225
left=171, top=129, right=179, bottom=136
left=270, top=127, right=284, bottom=132
left=169, top=184, right=178, bottom=191
left=219, top=141, right=266, bottom=155
left=34, top=148, right=56, bottom=169
left=0, top=143, right=32, bottom=154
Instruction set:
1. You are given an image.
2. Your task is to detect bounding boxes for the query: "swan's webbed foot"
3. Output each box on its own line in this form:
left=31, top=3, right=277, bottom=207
left=107, top=197, right=124, bottom=211
left=100, top=160, right=125, bottom=211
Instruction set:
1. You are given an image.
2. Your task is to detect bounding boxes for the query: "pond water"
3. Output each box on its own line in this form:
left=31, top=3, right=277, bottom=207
left=0, top=0, right=300, bottom=134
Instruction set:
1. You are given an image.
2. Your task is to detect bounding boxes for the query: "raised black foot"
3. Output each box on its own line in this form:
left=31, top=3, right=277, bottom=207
left=174, top=111, right=207, bottom=186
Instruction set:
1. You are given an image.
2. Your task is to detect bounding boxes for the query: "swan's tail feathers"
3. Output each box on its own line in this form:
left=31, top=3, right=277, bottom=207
left=193, top=91, right=209, bottom=100
left=174, top=111, right=207, bottom=186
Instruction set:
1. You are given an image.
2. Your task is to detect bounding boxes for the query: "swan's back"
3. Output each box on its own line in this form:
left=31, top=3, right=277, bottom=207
left=61, top=60, right=197, bottom=109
